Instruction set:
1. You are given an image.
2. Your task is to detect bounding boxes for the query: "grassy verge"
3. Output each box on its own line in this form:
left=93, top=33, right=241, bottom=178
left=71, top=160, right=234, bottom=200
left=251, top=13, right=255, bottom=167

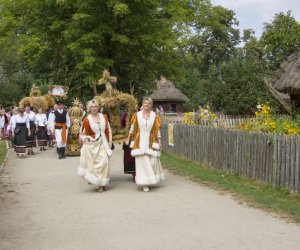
left=0, top=140, right=8, bottom=167
left=161, top=152, right=300, bottom=223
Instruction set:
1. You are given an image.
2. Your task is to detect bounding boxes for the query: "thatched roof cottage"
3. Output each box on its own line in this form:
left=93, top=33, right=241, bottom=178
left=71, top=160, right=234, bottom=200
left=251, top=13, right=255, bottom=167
left=271, top=52, right=300, bottom=113
left=150, top=76, right=188, bottom=113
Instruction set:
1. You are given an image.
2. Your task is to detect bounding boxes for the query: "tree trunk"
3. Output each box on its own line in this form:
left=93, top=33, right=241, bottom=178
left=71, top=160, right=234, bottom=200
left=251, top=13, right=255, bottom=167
left=216, top=62, right=223, bottom=83
left=92, top=81, right=98, bottom=96
left=129, top=82, right=135, bottom=96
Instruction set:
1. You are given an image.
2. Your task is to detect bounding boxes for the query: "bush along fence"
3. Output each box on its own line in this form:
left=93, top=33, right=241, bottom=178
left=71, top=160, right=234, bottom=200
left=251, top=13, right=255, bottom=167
left=161, top=124, right=300, bottom=192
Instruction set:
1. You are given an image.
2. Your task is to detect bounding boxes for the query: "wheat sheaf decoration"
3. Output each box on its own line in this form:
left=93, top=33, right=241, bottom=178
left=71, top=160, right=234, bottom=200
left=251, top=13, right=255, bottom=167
left=94, top=69, right=138, bottom=142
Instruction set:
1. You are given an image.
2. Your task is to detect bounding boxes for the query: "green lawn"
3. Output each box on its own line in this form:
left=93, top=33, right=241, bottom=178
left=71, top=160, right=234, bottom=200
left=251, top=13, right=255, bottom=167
left=161, top=152, right=300, bottom=223
left=0, top=140, right=8, bottom=167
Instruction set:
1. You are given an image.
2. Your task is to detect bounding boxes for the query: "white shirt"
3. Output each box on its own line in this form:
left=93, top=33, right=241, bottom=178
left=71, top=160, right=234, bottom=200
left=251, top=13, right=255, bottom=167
left=0, top=116, right=4, bottom=129
left=47, top=112, right=55, bottom=124
left=48, top=109, right=70, bottom=131
left=35, top=113, right=48, bottom=127
left=7, top=115, right=16, bottom=131
left=25, top=111, right=36, bottom=123
left=12, top=114, right=30, bottom=129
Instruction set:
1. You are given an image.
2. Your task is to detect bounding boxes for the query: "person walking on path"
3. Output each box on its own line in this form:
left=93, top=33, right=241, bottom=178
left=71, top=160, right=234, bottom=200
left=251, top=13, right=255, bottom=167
left=47, top=104, right=57, bottom=147
left=5, top=107, right=19, bottom=149
left=3, top=108, right=11, bottom=138
left=25, top=106, right=36, bottom=155
left=35, top=107, right=48, bottom=151
left=0, top=110, right=4, bottom=140
left=48, top=100, right=70, bottom=159
left=78, top=100, right=113, bottom=193
left=125, top=97, right=164, bottom=192
left=12, top=107, right=31, bottom=158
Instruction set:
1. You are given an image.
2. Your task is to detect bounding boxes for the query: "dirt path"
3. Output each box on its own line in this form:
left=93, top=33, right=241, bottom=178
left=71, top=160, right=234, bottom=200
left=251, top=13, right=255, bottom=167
left=1, top=144, right=300, bottom=250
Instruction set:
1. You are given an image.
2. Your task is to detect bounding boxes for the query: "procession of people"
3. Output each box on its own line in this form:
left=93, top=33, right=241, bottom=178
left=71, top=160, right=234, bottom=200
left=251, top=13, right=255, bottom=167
left=1, top=96, right=165, bottom=192
left=77, top=97, right=164, bottom=192
left=0, top=105, right=55, bottom=158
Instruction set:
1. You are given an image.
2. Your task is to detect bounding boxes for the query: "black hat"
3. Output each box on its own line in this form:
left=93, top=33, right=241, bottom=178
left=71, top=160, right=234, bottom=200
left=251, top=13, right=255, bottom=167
left=56, top=99, right=64, bottom=105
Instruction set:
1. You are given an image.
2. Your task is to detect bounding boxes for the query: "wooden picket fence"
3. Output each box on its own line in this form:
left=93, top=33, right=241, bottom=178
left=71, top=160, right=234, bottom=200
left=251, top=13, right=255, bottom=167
left=161, top=124, right=300, bottom=192
left=161, top=114, right=253, bottom=128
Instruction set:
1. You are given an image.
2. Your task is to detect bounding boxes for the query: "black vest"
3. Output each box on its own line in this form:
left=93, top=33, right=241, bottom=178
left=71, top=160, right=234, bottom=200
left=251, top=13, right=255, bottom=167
left=54, top=110, right=67, bottom=124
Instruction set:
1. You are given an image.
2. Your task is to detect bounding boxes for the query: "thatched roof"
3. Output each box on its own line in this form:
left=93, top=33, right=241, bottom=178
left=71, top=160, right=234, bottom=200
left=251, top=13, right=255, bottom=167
left=150, top=76, right=188, bottom=102
left=272, top=52, right=300, bottom=94
left=265, top=79, right=292, bottom=114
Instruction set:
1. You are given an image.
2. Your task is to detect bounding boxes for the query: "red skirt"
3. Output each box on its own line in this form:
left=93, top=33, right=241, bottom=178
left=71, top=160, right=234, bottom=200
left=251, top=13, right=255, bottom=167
left=123, top=142, right=135, bottom=174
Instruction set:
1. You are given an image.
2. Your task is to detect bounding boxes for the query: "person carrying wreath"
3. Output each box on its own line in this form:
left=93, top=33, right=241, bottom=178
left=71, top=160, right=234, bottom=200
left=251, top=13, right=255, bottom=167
left=125, top=97, right=164, bottom=192
left=78, top=100, right=113, bottom=193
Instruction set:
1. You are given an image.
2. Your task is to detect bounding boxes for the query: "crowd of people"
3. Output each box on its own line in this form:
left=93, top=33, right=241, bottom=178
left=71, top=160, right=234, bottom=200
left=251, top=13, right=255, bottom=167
left=1, top=97, right=165, bottom=193
left=0, top=102, right=74, bottom=159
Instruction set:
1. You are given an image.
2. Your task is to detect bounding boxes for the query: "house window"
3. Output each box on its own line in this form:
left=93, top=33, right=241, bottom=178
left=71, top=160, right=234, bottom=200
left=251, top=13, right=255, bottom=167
left=171, top=104, right=177, bottom=112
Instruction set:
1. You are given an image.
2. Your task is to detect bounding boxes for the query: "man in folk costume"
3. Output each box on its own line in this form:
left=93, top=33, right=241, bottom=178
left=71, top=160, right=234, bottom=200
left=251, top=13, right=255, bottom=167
left=25, top=106, right=36, bottom=155
left=126, top=97, right=164, bottom=192
left=48, top=100, right=70, bottom=159
left=78, top=100, right=113, bottom=193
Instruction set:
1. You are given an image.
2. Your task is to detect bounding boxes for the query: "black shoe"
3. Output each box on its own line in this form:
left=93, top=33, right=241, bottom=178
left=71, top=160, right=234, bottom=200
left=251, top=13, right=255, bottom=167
left=58, top=155, right=63, bottom=159
left=61, top=148, right=66, bottom=158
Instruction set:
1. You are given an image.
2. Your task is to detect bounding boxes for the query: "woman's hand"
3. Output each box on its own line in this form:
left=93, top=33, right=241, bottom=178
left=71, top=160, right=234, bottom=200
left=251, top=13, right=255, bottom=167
left=125, top=138, right=130, bottom=145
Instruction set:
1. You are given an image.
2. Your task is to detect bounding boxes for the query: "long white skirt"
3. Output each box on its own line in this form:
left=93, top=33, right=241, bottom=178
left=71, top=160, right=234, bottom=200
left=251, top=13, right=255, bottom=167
left=78, top=138, right=110, bottom=186
left=135, top=155, right=165, bottom=185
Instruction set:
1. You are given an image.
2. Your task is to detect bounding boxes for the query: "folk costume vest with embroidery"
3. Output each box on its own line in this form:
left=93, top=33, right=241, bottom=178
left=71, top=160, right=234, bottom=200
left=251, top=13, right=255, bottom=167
left=130, top=112, right=161, bottom=150
left=81, top=113, right=112, bottom=157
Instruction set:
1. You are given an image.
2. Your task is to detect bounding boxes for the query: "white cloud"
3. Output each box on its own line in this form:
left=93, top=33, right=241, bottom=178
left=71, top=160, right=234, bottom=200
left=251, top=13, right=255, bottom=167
left=210, top=0, right=300, bottom=37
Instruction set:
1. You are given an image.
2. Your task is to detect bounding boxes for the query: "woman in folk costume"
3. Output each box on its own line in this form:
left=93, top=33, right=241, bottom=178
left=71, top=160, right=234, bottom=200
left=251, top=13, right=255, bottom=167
left=78, top=100, right=113, bottom=193
left=35, top=107, right=48, bottom=151
left=25, top=106, right=36, bottom=155
left=12, top=108, right=31, bottom=158
left=0, top=110, right=4, bottom=140
left=6, top=108, right=19, bottom=149
left=126, top=97, right=164, bottom=192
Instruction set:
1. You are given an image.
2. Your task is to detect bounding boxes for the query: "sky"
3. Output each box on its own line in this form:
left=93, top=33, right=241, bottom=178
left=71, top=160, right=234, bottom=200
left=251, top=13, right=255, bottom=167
left=210, top=0, right=300, bottom=38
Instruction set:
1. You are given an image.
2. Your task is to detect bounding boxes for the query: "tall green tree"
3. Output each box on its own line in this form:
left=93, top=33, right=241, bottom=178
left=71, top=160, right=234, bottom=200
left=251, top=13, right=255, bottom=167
left=0, top=0, right=208, bottom=103
left=191, top=5, right=240, bottom=82
left=260, top=11, right=300, bottom=68
left=208, top=29, right=275, bottom=114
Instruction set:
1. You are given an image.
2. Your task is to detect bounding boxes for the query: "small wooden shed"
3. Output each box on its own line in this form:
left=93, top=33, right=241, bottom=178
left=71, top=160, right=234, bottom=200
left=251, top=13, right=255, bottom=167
left=150, top=76, right=188, bottom=113
left=271, top=52, right=300, bottom=114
